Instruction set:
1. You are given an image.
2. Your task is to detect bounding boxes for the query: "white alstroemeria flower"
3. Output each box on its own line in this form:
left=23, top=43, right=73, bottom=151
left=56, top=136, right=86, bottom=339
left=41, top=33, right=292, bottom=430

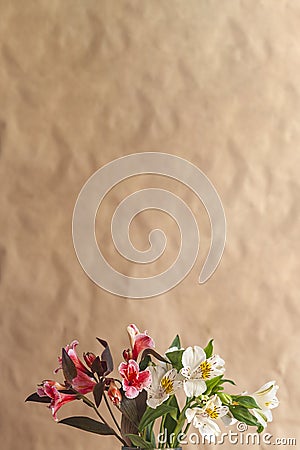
left=186, top=395, right=229, bottom=441
left=251, top=381, right=279, bottom=427
left=180, top=346, right=225, bottom=397
left=146, top=363, right=182, bottom=409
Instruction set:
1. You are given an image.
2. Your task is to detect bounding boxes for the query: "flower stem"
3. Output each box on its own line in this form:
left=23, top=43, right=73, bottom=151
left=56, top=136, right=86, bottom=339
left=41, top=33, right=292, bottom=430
left=79, top=394, right=126, bottom=445
left=103, top=392, right=122, bottom=434
left=171, top=397, right=194, bottom=447
left=183, top=422, right=191, bottom=437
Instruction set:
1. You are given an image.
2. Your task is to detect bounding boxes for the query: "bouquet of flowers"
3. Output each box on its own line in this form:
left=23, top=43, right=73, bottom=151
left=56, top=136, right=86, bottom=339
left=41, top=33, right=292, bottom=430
left=26, top=324, right=279, bottom=448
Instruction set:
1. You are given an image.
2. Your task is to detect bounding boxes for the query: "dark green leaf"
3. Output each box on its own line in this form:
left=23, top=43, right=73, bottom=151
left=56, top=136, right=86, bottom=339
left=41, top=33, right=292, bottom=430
left=169, top=335, right=181, bottom=350
left=139, top=354, right=151, bottom=371
left=229, top=405, right=260, bottom=427
left=126, top=434, right=153, bottom=448
left=62, top=348, right=77, bottom=383
left=93, top=381, right=105, bottom=408
left=120, top=393, right=139, bottom=427
left=139, top=404, right=177, bottom=431
left=91, top=356, right=107, bottom=377
left=96, top=338, right=113, bottom=374
left=59, top=416, right=114, bottom=435
left=135, top=390, right=147, bottom=421
left=204, top=339, right=214, bottom=358
left=120, top=391, right=148, bottom=444
left=121, top=414, right=138, bottom=446
left=140, top=348, right=168, bottom=364
left=232, top=395, right=261, bottom=410
left=165, top=349, right=184, bottom=371
left=25, top=392, right=51, bottom=404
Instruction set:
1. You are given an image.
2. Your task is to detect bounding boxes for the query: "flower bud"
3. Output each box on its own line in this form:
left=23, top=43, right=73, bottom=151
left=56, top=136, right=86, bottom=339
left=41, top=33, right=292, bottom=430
left=83, top=352, right=97, bottom=368
left=107, top=381, right=122, bottom=407
left=123, top=348, right=132, bottom=362
left=218, top=393, right=232, bottom=405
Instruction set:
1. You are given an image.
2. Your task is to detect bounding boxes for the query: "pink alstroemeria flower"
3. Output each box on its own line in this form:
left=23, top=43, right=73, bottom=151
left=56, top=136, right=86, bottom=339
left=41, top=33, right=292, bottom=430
left=126, top=324, right=155, bottom=361
left=55, top=340, right=96, bottom=395
left=37, top=380, right=77, bottom=421
left=119, top=359, right=152, bottom=399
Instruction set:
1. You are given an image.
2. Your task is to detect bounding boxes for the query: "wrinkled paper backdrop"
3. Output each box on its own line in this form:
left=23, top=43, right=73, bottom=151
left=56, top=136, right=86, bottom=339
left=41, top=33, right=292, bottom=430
left=1, top=1, right=299, bottom=449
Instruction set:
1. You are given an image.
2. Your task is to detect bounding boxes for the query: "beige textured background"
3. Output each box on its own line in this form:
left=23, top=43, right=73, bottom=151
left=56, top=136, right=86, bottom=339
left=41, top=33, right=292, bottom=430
left=1, top=1, right=299, bottom=449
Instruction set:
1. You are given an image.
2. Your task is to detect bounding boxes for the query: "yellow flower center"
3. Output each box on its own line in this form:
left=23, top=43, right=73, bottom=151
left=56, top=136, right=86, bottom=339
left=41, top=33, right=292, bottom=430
left=206, top=406, right=219, bottom=419
left=200, top=361, right=212, bottom=380
left=161, top=376, right=174, bottom=394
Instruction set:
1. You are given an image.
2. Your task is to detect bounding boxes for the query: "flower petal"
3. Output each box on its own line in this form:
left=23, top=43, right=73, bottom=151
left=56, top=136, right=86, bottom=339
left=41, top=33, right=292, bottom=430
left=184, top=379, right=206, bottom=397
left=138, top=368, right=152, bottom=388
left=221, top=412, right=237, bottom=427
left=185, top=407, right=197, bottom=423
left=182, top=346, right=206, bottom=371
left=123, top=382, right=139, bottom=399
left=183, top=379, right=195, bottom=397
left=132, top=333, right=155, bottom=360
left=252, top=409, right=267, bottom=428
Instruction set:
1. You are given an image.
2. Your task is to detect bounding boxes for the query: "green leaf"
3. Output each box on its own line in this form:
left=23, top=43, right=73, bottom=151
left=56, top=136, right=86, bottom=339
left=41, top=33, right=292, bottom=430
left=126, top=434, right=153, bottom=448
left=25, top=392, right=51, bottom=404
left=204, top=339, right=214, bottom=358
left=165, top=349, right=184, bottom=371
left=164, top=413, right=177, bottom=441
left=217, top=393, right=232, bottom=405
left=139, top=404, right=177, bottom=431
left=257, top=424, right=264, bottom=433
left=229, top=405, right=260, bottom=427
left=93, top=381, right=105, bottom=408
left=220, top=378, right=236, bottom=386
left=232, top=395, right=261, bottom=410
left=167, top=394, right=179, bottom=417
left=169, top=334, right=181, bottom=350
left=204, top=375, right=223, bottom=395
left=62, top=348, right=77, bottom=383
left=145, top=423, right=156, bottom=448
left=59, top=416, right=115, bottom=435
left=164, top=395, right=179, bottom=438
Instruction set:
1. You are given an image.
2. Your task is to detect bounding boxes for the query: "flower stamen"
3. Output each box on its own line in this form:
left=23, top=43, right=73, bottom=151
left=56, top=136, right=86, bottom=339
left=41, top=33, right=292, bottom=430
left=206, top=406, right=219, bottom=419
left=161, top=376, right=174, bottom=394
left=199, top=361, right=212, bottom=380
